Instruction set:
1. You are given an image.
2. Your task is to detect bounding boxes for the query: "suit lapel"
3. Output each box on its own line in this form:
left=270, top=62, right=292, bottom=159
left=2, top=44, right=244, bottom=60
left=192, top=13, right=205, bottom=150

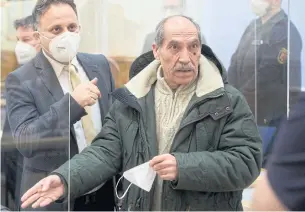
left=34, top=51, right=78, bottom=148
left=77, top=54, right=107, bottom=121
left=34, top=51, right=64, bottom=102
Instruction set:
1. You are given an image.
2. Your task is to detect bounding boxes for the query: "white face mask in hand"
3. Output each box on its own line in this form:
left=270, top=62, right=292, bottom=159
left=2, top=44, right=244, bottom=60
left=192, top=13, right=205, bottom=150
left=115, top=162, right=156, bottom=200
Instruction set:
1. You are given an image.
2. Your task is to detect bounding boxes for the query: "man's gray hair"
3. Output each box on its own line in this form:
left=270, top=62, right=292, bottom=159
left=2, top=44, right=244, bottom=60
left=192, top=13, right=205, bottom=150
left=14, top=15, right=34, bottom=30
left=154, top=15, right=202, bottom=47
left=32, top=0, right=78, bottom=30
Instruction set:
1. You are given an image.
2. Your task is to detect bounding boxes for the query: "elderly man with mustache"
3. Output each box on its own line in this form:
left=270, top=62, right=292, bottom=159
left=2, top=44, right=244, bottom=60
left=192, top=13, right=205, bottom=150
left=20, top=15, right=262, bottom=211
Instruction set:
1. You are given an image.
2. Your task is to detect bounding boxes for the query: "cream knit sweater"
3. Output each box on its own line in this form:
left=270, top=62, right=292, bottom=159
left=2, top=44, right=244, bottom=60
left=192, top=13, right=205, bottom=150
left=152, top=67, right=196, bottom=211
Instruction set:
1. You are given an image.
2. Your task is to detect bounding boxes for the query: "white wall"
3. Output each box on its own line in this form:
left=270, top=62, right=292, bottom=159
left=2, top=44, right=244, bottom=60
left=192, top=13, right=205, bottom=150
left=0, top=0, right=36, bottom=50
left=79, top=0, right=204, bottom=57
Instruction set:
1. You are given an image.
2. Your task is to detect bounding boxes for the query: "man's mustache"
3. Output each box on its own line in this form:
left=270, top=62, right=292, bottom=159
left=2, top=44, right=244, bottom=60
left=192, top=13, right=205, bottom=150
left=174, top=65, right=195, bottom=72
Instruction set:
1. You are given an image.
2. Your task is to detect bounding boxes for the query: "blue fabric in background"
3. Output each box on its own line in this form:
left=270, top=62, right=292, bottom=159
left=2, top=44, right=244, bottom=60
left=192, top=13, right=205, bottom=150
left=259, top=126, right=277, bottom=153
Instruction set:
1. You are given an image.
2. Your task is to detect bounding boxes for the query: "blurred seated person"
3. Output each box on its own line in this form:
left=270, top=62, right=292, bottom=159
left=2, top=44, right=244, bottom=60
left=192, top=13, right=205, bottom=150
left=1, top=15, right=40, bottom=211
left=141, top=0, right=206, bottom=54
left=14, top=15, right=41, bottom=65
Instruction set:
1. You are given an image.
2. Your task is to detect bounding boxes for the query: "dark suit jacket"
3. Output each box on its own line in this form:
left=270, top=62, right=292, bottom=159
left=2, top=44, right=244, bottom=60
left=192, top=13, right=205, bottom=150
left=5, top=51, right=115, bottom=211
left=1, top=63, right=24, bottom=210
left=1, top=116, right=23, bottom=211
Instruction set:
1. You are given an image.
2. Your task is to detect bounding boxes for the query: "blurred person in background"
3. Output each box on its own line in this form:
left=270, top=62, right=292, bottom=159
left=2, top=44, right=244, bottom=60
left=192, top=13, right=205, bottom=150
left=141, top=0, right=206, bottom=54
left=20, top=15, right=261, bottom=211
left=227, top=0, right=302, bottom=166
left=14, top=15, right=41, bottom=65
left=252, top=92, right=305, bottom=211
left=1, top=15, right=40, bottom=211
left=5, top=0, right=115, bottom=210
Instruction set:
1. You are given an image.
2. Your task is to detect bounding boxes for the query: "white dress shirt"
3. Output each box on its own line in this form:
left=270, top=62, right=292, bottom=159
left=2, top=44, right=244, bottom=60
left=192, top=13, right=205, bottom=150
left=43, top=51, right=102, bottom=153
left=43, top=51, right=106, bottom=194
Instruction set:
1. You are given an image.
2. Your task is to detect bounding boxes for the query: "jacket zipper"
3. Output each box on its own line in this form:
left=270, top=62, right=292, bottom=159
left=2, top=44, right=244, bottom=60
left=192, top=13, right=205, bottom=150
left=138, top=114, right=147, bottom=149
left=137, top=113, right=150, bottom=211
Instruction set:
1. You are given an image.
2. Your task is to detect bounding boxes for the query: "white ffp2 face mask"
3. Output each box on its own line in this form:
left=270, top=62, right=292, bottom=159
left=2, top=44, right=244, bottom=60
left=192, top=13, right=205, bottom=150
left=115, top=162, right=156, bottom=200
left=15, top=41, right=37, bottom=65
left=40, top=31, right=80, bottom=63
left=251, top=0, right=271, bottom=17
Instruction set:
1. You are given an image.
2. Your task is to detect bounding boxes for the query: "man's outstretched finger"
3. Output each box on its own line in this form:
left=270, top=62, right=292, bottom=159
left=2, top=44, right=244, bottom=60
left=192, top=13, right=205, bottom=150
left=21, top=192, right=41, bottom=209
left=32, top=196, right=47, bottom=209
left=39, top=197, right=55, bottom=208
left=21, top=182, right=43, bottom=202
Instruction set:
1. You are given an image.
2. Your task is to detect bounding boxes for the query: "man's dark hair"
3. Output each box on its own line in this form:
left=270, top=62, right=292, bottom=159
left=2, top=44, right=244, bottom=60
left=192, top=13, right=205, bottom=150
left=32, top=0, right=78, bottom=30
left=13, top=15, right=34, bottom=30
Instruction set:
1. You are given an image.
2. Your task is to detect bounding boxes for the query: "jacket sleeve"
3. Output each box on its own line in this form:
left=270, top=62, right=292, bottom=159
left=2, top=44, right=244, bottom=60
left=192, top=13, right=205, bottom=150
left=5, top=73, right=86, bottom=158
left=52, top=105, right=122, bottom=200
left=172, top=88, right=262, bottom=192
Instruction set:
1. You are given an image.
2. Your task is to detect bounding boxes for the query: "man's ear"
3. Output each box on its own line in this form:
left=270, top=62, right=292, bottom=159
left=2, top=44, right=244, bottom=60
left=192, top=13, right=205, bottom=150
left=152, top=43, right=160, bottom=60
left=33, top=31, right=40, bottom=40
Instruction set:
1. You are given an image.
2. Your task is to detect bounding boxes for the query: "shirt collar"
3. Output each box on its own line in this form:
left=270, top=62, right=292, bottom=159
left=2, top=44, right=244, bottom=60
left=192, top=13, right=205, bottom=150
left=42, top=50, right=78, bottom=77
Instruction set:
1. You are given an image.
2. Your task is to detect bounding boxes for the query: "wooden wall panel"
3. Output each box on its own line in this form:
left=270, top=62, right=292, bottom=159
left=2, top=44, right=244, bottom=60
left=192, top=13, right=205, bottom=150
left=109, top=56, right=135, bottom=88
left=1, top=50, right=18, bottom=82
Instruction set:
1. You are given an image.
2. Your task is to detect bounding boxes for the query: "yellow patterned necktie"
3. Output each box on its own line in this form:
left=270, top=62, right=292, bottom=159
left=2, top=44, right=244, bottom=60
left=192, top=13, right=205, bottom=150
left=66, top=65, right=96, bottom=145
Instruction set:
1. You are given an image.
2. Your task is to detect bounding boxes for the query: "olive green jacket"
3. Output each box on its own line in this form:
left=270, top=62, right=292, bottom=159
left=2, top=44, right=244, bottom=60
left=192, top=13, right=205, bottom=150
left=54, top=54, right=262, bottom=211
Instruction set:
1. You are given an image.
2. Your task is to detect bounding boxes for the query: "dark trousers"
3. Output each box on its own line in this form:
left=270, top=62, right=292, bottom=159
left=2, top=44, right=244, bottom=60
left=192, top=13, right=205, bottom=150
left=73, top=179, right=115, bottom=211
left=1, top=148, right=23, bottom=211
left=261, top=117, right=283, bottom=168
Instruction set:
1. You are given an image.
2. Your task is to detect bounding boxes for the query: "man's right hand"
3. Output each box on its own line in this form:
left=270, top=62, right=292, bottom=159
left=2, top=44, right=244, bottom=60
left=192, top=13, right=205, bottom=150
left=71, top=77, right=101, bottom=108
left=21, top=175, right=64, bottom=209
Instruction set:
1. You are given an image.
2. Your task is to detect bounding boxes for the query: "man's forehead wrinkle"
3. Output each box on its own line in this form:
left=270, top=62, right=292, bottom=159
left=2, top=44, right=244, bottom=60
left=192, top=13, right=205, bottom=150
left=172, top=32, right=197, bottom=36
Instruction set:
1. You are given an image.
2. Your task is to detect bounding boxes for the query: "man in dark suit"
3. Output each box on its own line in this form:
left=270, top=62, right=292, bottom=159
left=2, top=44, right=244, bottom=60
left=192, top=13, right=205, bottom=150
left=14, top=15, right=41, bottom=65
left=5, top=0, right=115, bottom=211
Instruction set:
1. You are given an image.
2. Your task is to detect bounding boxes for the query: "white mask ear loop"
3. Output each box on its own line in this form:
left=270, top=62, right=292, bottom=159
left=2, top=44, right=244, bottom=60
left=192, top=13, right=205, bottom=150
left=37, top=32, right=53, bottom=55
left=115, top=175, right=133, bottom=200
